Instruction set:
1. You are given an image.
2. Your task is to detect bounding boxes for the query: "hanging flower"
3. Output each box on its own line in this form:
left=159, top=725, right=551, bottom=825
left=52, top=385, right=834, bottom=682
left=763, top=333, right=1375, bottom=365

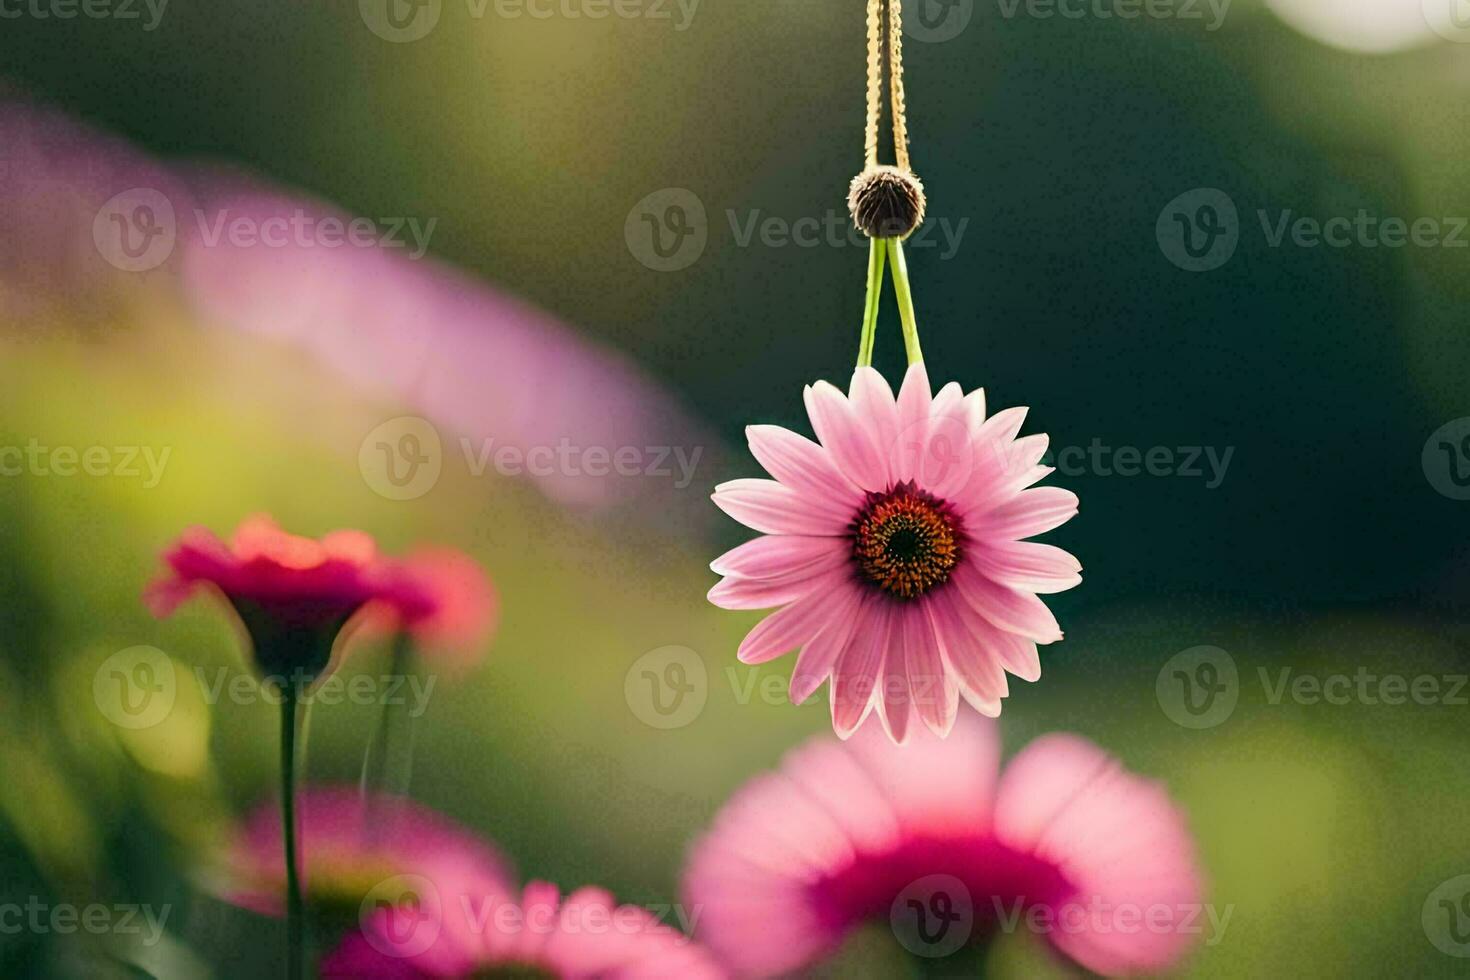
left=682, top=713, right=1202, bottom=977
left=144, top=514, right=435, bottom=685
left=323, top=880, right=726, bottom=979
left=709, top=362, right=1079, bottom=741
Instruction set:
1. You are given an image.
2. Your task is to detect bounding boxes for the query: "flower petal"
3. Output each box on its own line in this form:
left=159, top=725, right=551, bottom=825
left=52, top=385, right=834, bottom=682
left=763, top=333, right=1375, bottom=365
left=746, top=424, right=862, bottom=503
left=902, top=602, right=957, bottom=737
left=709, top=535, right=849, bottom=579
left=830, top=600, right=887, bottom=737
left=804, top=382, right=888, bottom=491
left=891, top=362, right=933, bottom=483
left=975, top=486, right=1079, bottom=541
left=847, top=368, right=899, bottom=487
left=712, top=479, right=851, bottom=535
left=736, top=574, right=853, bottom=664
left=926, top=588, right=1008, bottom=713
left=790, top=589, right=863, bottom=704
left=972, top=541, right=1082, bottom=594
left=951, top=564, right=1064, bottom=643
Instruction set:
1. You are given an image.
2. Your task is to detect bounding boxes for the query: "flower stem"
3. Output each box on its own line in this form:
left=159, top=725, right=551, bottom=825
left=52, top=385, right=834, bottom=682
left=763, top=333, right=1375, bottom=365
left=361, top=634, right=418, bottom=832
left=279, top=683, right=304, bottom=980
left=887, top=237, right=923, bottom=365
left=857, top=236, right=888, bottom=368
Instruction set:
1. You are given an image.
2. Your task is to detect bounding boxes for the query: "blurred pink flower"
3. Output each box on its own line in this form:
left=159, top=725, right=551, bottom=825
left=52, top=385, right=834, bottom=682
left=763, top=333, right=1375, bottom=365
left=323, top=880, right=726, bottom=980
left=709, top=362, right=1080, bottom=742
left=0, top=96, right=716, bottom=512
left=228, top=785, right=512, bottom=925
left=179, top=186, right=716, bottom=510
left=682, top=713, right=1202, bottom=977
left=144, top=514, right=433, bottom=682
left=361, top=548, right=498, bottom=670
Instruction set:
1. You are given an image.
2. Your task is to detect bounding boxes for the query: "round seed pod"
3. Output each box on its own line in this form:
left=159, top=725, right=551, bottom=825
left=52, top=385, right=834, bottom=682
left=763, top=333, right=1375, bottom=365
left=847, top=165, right=927, bottom=239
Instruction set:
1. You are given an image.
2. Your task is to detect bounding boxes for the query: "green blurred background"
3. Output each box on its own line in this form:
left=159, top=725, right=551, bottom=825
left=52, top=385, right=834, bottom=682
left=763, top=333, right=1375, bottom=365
left=2, top=0, right=1470, bottom=976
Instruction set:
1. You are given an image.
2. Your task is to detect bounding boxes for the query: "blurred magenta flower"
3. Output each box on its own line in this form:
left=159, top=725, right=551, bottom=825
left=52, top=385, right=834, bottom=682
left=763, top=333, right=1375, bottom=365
left=368, top=548, right=498, bottom=670
left=144, top=514, right=433, bottom=683
left=0, top=96, right=715, bottom=512
left=709, top=362, right=1080, bottom=742
left=179, top=186, right=715, bottom=511
left=682, top=713, right=1201, bottom=977
left=228, top=785, right=512, bottom=924
left=324, top=879, right=725, bottom=980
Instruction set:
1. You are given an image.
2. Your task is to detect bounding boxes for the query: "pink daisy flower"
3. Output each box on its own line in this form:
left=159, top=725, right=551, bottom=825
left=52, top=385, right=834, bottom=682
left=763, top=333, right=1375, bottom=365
left=709, top=362, right=1080, bottom=740
left=227, top=785, right=513, bottom=925
left=323, top=880, right=726, bottom=980
left=682, top=713, right=1203, bottom=977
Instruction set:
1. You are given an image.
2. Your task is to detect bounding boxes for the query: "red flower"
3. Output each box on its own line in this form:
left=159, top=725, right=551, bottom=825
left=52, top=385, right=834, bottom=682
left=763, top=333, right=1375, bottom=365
left=144, top=515, right=433, bottom=684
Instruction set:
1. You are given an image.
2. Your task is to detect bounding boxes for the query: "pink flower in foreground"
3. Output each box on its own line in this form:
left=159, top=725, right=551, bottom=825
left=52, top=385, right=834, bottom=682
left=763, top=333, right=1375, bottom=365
left=709, top=363, right=1080, bottom=741
left=683, top=714, right=1202, bottom=977
left=228, top=785, right=512, bottom=927
left=144, top=514, right=434, bottom=682
left=324, top=881, right=726, bottom=980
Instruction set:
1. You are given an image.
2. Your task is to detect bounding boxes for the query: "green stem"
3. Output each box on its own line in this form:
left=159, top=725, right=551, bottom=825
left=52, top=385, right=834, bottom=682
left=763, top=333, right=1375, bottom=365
left=857, top=236, right=888, bottom=368
left=279, top=684, right=304, bottom=980
left=361, top=634, right=417, bottom=838
left=888, top=237, right=924, bottom=365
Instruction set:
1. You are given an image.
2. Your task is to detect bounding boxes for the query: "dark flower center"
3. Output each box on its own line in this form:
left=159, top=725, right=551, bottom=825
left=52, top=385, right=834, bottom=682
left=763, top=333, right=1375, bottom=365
left=852, top=482, right=959, bottom=600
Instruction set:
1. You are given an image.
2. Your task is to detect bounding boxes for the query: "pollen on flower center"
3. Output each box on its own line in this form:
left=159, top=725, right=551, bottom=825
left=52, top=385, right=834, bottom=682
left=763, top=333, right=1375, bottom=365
left=851, top=482, right=959, bottom=600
